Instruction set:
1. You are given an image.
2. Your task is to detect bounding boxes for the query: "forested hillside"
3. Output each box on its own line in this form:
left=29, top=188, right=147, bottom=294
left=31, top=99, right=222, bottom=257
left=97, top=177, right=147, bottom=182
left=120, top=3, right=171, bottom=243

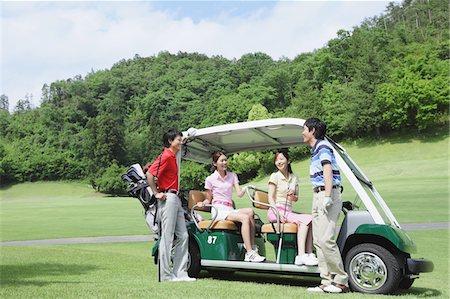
left=0, top=0, right=448, bottom=192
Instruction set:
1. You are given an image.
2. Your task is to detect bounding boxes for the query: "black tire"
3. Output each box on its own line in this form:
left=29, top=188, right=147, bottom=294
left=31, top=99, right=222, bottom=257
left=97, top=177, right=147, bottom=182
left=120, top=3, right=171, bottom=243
left=345, top=243, right=401, bottom=294
left=398, top=277, right=415, bottom=290
left=153, top=238, right=201, bottom=278
left=187, top=238, right=201, bottom=278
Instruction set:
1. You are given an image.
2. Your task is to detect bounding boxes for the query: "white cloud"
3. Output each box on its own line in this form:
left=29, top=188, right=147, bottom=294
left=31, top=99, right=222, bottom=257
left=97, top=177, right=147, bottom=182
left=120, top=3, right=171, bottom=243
left=1, top=1, right=394, bottom=111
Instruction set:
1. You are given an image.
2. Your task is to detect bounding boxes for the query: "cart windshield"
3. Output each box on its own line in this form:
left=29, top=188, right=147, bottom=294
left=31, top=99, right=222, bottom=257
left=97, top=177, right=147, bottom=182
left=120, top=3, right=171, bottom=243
left=326, top=137, right=373, bottom=188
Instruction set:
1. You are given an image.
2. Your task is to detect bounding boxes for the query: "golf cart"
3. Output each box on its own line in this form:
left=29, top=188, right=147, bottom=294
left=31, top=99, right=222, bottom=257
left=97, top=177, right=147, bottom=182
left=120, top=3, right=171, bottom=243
left=123, top=118, right=433, bottom=294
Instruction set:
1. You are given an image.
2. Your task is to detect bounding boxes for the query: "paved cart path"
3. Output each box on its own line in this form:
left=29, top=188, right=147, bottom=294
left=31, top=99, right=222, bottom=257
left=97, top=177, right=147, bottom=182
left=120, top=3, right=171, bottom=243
left=1, top=222, right=448, bottom=246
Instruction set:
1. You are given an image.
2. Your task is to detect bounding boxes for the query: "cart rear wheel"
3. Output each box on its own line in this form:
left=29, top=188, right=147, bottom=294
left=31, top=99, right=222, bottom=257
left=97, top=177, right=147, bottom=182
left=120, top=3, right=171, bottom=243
left=154, top=238, right=201, bottom=277
left=345, top=243, right=401, bottom=294
left=187, top=238, right=201, bottom=277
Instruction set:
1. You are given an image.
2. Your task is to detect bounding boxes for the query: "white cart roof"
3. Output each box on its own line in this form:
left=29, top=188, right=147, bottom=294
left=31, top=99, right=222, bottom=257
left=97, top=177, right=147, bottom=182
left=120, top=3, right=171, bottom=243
left=182, top=118, right=306, bottom=163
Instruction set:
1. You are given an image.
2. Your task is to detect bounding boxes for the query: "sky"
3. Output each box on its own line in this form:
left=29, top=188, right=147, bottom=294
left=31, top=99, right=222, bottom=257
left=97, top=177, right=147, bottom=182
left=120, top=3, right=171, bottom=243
left=1, top=0, right=397, bottom=111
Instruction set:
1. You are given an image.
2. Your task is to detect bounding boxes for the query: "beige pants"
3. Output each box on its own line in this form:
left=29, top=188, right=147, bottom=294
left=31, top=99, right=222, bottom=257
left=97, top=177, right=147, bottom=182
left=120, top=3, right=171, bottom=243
left=312, top=188, right=348, bottom=286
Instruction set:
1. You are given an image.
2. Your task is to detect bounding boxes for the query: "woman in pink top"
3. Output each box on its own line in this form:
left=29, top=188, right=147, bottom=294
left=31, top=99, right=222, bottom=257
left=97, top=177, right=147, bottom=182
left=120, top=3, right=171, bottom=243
left=198, top=151, right=265, bottom=263
left=268, top=150, right=318, bottom=266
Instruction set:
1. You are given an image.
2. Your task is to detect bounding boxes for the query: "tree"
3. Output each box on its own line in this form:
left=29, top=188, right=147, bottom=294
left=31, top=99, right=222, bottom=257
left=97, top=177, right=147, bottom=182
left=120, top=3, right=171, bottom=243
left=14, top=98, right=32, bottom=113
left=376, top=42, right=449, bottom=130
left=235, top=52, right=275, bottom=84
left=248, top=103, right=271, bottom=121
left=0, top=95, right=10, bottom=138
left=261, top=64, right=295, bottom=112
left=0, top=94, right=9, bottom=111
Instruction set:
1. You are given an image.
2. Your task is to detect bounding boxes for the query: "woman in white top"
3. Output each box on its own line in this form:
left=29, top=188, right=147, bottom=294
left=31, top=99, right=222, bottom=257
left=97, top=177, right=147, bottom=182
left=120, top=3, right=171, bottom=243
left=268, top=150, right=318, bottom=266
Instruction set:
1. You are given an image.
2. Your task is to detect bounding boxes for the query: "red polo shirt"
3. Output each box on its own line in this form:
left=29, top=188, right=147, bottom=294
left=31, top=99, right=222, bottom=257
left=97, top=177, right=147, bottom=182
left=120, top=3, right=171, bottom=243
left=147, top=147, right=179, bottom=192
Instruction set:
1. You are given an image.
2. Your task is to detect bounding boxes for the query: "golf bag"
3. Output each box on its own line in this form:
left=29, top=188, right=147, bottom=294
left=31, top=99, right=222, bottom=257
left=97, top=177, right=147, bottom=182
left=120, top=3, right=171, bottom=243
left=121, top=163, right=159, bottom=234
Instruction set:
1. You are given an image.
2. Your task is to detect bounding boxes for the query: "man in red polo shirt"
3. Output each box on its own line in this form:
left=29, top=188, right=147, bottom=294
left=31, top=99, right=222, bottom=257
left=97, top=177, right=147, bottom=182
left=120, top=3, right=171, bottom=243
left=147, top=128, right=195, bottom=282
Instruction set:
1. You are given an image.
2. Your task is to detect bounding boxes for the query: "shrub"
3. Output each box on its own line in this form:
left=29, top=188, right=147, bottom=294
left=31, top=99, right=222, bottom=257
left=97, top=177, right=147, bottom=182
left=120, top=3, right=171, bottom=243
left=94, top=162, right=128, bottom=195
left=180, top=161, right=210, bottom=190
left=228, top=151, right=274, bottom=183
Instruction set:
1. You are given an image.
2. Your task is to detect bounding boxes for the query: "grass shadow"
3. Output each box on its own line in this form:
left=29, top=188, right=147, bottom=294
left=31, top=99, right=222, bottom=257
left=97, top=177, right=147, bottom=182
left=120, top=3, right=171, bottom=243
left=397, top=287, right=442, bottom=297
left=1, top=262, right=99, bottom=287
left=0, top=182, right=19, bottom=191
left=200, top=271, right=442, bottom=296
left=200, top=270, right=321, bottom=287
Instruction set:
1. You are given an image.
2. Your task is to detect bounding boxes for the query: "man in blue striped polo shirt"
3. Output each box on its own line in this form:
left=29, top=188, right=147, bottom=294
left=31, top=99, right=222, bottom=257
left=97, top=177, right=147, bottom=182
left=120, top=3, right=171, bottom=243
left=303, top=118, right=349, bottom=294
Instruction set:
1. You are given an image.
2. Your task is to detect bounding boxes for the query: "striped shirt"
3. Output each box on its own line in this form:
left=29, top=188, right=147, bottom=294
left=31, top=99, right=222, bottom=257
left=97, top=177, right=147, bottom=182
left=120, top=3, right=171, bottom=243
left=309, top=139, right=341, bottom=188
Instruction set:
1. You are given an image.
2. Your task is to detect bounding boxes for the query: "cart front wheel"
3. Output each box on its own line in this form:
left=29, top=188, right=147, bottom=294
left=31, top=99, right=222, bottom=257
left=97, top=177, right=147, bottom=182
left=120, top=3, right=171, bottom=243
left=345, top=243, right=401, bottom=294
left=398, top=277, right=415, bottom=289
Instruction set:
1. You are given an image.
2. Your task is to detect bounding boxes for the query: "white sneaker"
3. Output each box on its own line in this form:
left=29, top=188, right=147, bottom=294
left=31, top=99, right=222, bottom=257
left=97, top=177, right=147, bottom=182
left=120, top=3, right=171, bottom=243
left=302, top=254, right=319, bottom=266
left=308, top=253, right=318, bottom=262
left=295, top=254, right=318, bottom=266
left=244, top=250, right=265, bottom=262
left=294, top=255, right=304, bottom=265
left=308, top=254, right=318, bottom=264
left=179, top=276, right=196, bottom=282
left=307, top=286, right=324, bottom=292
left=323, top=283, right=349, bottom=293
left=169, top=276, right=196, bottom=282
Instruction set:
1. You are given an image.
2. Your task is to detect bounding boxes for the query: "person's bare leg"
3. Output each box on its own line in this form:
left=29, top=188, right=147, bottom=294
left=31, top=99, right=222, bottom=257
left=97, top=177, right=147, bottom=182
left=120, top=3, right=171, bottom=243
left=227, top=212, right=252, bottom=252
left=240, top=208, right=256, bottom=245
left=306, top=224, right=314, bottom=253
left=297, top=223, right=309, bottom=256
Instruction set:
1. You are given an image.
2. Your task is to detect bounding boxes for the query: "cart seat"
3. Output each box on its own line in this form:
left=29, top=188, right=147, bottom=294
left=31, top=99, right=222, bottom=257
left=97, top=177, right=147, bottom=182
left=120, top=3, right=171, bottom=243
left=198, top=220, right=237, bottom=230
left=189, top=190, right=237, bottom=231
left=253, top=190, right=298, bottom=234
left=261, top=223, right=298, bottom=233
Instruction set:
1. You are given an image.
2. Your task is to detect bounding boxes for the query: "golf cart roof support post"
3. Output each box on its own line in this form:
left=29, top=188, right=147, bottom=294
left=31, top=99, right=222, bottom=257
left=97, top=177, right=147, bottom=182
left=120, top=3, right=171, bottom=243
left=333, top=149, right=385, bottom=225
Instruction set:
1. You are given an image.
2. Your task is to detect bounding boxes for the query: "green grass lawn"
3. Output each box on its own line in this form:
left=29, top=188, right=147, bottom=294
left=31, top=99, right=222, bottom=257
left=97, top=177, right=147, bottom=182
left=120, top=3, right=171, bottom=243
left=1, top=229, right=448, bottom=298
left=0, top=181, right=150, bottom=241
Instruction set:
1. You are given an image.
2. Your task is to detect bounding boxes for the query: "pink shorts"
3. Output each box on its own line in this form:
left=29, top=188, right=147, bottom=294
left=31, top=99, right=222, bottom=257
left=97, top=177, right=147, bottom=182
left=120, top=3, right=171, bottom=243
left=267, top=205, right=312, bottom=225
